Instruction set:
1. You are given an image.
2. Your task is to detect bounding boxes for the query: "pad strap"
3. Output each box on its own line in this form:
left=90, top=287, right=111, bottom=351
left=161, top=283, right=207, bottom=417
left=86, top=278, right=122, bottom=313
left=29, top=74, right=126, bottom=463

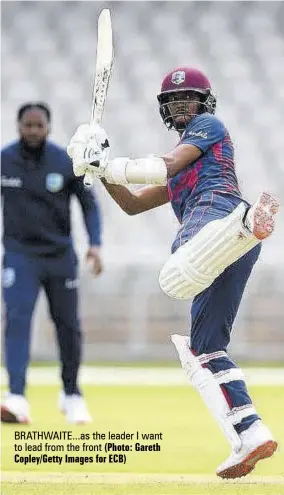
left=197, top=351, right=256, bottom=425
left=171, top=334, right=242, bottom=450
left=229, top=405, right=257, bottom=425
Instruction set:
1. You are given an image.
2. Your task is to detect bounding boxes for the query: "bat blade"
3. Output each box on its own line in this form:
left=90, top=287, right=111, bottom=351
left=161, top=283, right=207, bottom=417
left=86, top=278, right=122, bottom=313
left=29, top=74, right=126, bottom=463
left=84, top=9, right=113, bottom=186
left=91, top=8, right=113, bottom=124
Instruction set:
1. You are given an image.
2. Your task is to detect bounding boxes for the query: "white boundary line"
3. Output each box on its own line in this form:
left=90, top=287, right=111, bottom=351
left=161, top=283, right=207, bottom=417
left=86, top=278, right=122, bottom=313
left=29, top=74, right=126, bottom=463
left=1, top=367, right=284, bottom=386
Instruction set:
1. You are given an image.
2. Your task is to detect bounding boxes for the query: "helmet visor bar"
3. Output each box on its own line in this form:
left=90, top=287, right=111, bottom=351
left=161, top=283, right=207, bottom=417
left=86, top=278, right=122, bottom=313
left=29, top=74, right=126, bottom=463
left=158, top=89, right=216, bottom=131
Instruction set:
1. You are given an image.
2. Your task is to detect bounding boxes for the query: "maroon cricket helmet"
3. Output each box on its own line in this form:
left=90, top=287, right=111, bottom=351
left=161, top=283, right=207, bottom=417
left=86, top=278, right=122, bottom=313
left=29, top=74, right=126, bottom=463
left=157, top=67, right=217, bottom=131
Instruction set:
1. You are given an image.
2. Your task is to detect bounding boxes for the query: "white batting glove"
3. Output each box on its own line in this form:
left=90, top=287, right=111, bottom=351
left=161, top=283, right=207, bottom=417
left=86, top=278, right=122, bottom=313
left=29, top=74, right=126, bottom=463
left=67, top=123, right=110, bottom=179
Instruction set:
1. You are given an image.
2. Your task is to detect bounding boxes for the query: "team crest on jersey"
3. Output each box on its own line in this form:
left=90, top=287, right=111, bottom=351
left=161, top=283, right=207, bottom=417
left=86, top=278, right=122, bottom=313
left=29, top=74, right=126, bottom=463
left=172, top=70, right=185, bottom=85
left=46, top=173, right=64, bottom=192
left=2, top=267, right=15, bottom=288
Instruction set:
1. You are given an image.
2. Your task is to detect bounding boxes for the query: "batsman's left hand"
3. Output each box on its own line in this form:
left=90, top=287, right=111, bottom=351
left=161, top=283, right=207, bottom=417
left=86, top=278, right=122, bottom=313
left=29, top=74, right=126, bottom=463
left=67, top=123, right=110, bottom=180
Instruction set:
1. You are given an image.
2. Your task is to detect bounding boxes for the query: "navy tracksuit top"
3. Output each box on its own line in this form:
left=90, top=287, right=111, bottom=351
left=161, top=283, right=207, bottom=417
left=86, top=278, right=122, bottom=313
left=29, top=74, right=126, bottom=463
left=1, top=140, right=102, bottom=256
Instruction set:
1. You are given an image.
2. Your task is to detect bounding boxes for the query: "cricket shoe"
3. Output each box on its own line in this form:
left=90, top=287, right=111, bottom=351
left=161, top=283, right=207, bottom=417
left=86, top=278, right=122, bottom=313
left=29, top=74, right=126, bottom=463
left=1, top=393, right=31, bottom=424
left=59, top=392, right=92, bottom=424
left=245, top=192, right=280, bottom=241
left=216, top=420, right=278, bottom=479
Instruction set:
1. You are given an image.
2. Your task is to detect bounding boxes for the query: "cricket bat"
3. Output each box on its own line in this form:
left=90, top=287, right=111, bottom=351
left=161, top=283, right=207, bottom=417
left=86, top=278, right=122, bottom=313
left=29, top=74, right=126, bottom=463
left=84, top=9, right=113, bottom=186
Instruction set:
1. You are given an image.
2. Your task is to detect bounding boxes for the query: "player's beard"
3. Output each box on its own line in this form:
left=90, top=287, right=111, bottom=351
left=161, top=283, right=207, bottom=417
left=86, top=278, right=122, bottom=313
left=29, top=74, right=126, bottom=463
left=169, top=101, right=200, bottom=127
left=20, top=137, right=46, bottom=159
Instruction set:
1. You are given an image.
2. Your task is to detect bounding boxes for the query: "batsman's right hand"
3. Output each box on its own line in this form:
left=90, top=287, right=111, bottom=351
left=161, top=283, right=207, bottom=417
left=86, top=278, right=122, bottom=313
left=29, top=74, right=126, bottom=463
left=67, top=123, right=110, bottom=179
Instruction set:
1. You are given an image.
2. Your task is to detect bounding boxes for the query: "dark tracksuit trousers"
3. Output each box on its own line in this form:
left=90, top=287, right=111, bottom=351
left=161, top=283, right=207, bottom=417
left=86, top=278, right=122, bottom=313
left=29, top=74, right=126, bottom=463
left=172, top=192, right=261, bottom=434
left=3, top=247, right=81, bottom=396
left=1, top=140, right=102, bottom=399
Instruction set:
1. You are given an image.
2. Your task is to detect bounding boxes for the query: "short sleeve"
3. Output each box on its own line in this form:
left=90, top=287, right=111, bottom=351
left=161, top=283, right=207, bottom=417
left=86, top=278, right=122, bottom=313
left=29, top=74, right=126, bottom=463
left=181, top=114, right=226, bottom=154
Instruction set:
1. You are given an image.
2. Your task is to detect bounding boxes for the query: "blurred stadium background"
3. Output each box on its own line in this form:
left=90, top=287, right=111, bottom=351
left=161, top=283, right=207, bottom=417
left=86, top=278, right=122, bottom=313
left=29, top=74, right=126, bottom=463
left=1, top=1, right=284, bottom=363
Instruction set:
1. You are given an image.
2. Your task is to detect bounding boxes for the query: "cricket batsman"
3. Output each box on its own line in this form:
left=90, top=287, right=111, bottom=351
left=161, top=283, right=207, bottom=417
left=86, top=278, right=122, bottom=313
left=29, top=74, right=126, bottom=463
left=67, top=67, right=279, bottom=478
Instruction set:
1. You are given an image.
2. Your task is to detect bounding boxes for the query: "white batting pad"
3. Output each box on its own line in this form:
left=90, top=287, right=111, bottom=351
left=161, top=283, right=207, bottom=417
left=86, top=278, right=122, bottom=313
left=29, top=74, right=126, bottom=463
left=159, top=202, right=259, bottom=300
left=171, top=334, right=242, bottom=451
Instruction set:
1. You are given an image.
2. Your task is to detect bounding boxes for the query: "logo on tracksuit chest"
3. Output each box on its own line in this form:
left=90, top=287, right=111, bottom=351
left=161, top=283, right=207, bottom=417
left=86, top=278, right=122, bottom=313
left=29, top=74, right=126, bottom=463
left=46, top=173, right=64, bottom=192
left=2, top=267, right=16, bottom=288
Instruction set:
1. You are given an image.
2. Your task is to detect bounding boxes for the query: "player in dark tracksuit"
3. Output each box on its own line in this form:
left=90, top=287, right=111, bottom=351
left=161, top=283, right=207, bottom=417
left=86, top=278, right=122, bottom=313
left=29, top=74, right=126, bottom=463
left=1, top=102, right=102, bottom=424
left=67, top=67, right=279, bottom=476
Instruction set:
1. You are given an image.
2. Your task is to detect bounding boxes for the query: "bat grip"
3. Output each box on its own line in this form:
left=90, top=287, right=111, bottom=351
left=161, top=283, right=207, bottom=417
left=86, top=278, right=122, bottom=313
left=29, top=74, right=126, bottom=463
left=84, top=170, right=95, bottom=187
left=83, top=117, right=102, bottom=187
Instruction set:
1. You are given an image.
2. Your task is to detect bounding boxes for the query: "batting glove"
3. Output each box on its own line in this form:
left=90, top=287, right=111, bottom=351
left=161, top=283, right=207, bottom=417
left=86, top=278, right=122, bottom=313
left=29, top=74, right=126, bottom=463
left=67, top=123, right=110, bottom=179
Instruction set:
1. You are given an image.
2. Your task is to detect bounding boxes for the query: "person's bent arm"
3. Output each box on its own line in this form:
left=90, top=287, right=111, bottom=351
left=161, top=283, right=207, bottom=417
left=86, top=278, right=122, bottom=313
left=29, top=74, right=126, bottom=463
left=162, top=144, right=202, bottom=178
left=103, top=144, right=202, bottom=187
left=68, top=113, right=225, bottom=187
left=101, top=180, right=169, bottom=215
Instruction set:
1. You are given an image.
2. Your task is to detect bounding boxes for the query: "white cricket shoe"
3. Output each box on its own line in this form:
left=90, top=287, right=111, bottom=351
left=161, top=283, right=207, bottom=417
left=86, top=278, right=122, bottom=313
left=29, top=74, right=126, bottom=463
left=245, top=192, right=280, bottom=241
left=1, top=393, right=31, bottom=424
left=216, top=420, right=278, bottom=479
left=59, top=392, right=92, bottom=424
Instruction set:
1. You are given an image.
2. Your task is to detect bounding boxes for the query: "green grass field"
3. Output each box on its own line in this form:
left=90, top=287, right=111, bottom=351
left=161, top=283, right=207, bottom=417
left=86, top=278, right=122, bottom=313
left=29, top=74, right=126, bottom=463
left=1, top=385, right=284, bottom=495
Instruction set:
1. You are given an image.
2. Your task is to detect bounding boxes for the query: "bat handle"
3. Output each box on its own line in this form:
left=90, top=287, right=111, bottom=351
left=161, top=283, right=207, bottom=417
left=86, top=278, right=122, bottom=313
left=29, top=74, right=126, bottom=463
left=83, top=117, right=102, bottom=187
left=84, top=169, right=95, bottom=187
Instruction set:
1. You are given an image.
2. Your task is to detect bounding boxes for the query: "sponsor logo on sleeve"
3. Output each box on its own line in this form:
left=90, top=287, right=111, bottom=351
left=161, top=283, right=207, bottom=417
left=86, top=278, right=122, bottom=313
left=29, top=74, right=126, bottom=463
left=186, top=130, right=208, bottom=139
